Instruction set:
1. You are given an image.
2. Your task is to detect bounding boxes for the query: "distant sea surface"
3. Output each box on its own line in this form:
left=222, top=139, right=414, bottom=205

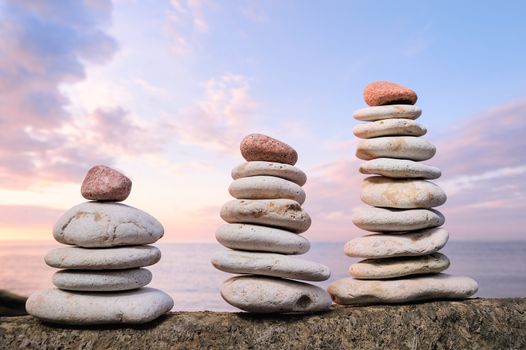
left=1, top=241, right=524, bottom=312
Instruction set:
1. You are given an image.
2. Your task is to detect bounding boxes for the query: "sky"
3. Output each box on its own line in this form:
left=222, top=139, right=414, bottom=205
left=0, top=0, right=525, bottom=242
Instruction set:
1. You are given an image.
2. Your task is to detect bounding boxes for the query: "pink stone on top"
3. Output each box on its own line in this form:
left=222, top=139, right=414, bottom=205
left=363, top=81, right=418, bottom=106
left=81, top=165, right=132, bottom=202
left=240, top=133, right=298, bottom=166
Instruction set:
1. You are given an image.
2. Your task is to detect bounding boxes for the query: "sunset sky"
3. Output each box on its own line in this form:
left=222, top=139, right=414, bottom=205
left=0, top=0, right=525, bottom=242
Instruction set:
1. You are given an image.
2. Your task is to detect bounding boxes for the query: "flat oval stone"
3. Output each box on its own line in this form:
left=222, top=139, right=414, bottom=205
left=360, top=158, right=441, bottom=179
left=26, top=287, right=173, bottom=324
left=216, top=224, right=310, bottom=254
left=356, top=137, right=436, bottom=161
left=211, top=250, right=330, bottom=281
left=45, top=246, right=161, bottom=270
left=232, top=161, right=307, bottom=186
left=221, top=275, right=332, bottom=313
left=52, top=268, right=152, bottom=291
left=229, top=176, right=306, bottom=204
left=328, top=274, right=478, bottom=305
left=352, top=207, right=445, bottom=232
left=344, top=227, right=449, bottom=258
left=349, top=253, right=450, bottom=279
left=363, top=81, right=417, bottom=106
left=220, top=199, right=311, bottom=233
left=240, top=133, right=298, bottom=165
left=53, top=202, right=164, bottom=247
left=361, top=176, right=447, bottom=209
left=353, top=105, right=422, bottom=121
left=81, top=165, right=132, bottom=202
left=353, top=119, right=426, bottom=139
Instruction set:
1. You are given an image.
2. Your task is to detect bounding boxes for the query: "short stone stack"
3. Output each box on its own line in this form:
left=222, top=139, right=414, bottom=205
left=212, top=133, right=332, bottom=313
left=26, top=165, right=173, bottom=325
left=328, top=81, right=478, bottom=305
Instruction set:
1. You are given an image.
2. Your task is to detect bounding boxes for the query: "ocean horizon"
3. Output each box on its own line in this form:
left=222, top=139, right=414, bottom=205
left=1, top=240, right=525, bottom=312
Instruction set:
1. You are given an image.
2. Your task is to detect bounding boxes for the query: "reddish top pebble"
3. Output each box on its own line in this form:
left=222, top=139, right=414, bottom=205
left=240, top=133, right=298, bottom=165
left=363, top=81, right=418, bottom=106
left=81, top=165, right=132, bottom=202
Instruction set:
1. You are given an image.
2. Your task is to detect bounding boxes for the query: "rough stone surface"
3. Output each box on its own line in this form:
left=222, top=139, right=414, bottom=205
left=221, top=276, right=331, bottom=313
left=344, top=227, right=449, bottom=258
left=353, top=105, right=422, bottom=121
left=240, top=134, right=298, bottom=165
left=53, top=202, right=164, bottom=247
left=220, top=199, right=311, bottom=233
left=349, top=253, right=450, bottom=279
left=363, top=81, right=417, bottom=106
left=361, top=176, right=447, bottom=209
left=229, top=176, right=306, bottom=204
left=25, top=288, right=173, bottom=325
left=352, top=207, right=445, bottom=232
left=359, top=158, right=441, bottom=179
left=216, top=224, right=310, bottom=254
left=353, top=119, right=427, bottom=139
left=52, top=268, right=152, bottom=292
left=45, top=246, right=161, bottom=270
left=329, top=274, right=478, bottom=305
left=211, top=251, right=330, bottom=281
left=2, top=299, right=524, bottom=349
left=356, top=137, right=436, bottom=161
left=81, top=165, right=132, bottom=202
left=232, top=161, right=307, bottom=186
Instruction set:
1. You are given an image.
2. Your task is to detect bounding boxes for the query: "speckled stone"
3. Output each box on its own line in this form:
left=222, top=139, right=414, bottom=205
left=81, top=165, right=132, bottom=202
left=359, top=158, right=441, bottom=179
left=353, top=105, right=422, bottom=121
left=229, top=176, right=306, bottom=204
left=52, top=268, right=152, bottom=292
left=240, top=133, right=298, bottom=165
left=356, top=137, right=436, bottom=161
left=352, top=207, right=445, bottom=232
left=363, top=81, right=417, bottom=106
left=231, top=161, right=307, bottom=186
left=353, top=119, right=427, bottom=139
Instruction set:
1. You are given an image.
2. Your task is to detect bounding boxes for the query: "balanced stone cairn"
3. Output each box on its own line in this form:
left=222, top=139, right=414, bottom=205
left=26, top=165, right=173, bottom=324
left=212, top=133, right=332, bottom=313
left=328, top=81, right=478, bottom=305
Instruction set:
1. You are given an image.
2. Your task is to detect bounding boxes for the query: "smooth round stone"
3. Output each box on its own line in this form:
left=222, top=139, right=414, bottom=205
left=328, top=274, right=478, bottom=305
left=221, top=275, right=332, bottom=313
left=52, top=268, right=152, bottom=292
left=353, top=119, right=427, bottom=139
left=26, top=287, right=174, bottom=325
left=363, top=81, right=418, bottom=106
left=356, top=137, right=436, bottom=161
left=353, top=105, right=422, bottom=122
left=220, top=199, right=311, bottom=233
left=81, top=165, right=132, bottom=202
left=240, top=133, right=298, bottom=165
left=45, top=246, right=161, bottom=270
left=352, top=207, right=445, bottom=232
left=216, top=224, right=310, bottom=254
left=53, top=202, right=164, bottom=247
left=344, top=227, right=449, bottom=258
left=359, top=158, right=441, bottom=179
left=229, top=176, right=306, bottom=204
left=211, top=250, right=330, bottom=281
left=349, top=253, right=450, bottom=279
left=232, top=161, right=307, bottom=186
left=361, top=176, right=447, bottom=209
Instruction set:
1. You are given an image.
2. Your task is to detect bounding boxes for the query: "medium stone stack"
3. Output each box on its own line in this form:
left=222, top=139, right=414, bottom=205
left=328, top=81, right=478, bottom=305
left=26, top=165, right=173, bottom=325
left=212, top=133, right=332, bottom=313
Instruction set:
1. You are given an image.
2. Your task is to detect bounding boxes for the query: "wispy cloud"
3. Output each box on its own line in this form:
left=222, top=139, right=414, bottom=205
left=166, top=0, right=211, bottom=55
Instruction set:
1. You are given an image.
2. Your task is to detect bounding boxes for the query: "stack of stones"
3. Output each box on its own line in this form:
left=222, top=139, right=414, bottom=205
left=328, top=82, right=478, bottom=305
left=212, top=133, right=332, bottom=313
left=26, top=165, right=173, bottom=325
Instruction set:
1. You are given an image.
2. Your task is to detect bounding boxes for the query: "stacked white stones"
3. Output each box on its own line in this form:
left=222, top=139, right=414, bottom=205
left=26, top=165, right=173, bottom=325
left=212, top=133, right=332, bottom=313
left=328, top=82, right=478, bottom=305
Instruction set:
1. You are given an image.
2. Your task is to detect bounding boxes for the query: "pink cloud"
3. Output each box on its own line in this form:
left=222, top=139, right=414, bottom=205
left=0, top=205, right=63, bottom=228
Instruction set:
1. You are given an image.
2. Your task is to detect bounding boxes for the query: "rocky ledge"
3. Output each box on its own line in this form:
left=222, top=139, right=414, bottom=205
left=0, top=298, right=524, bottom=349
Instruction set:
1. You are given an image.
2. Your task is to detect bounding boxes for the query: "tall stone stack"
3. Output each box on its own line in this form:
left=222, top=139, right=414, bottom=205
left=328, top=82, right=478, bottom=305
left=26, top=165, right=173, bottom=324
left=212, top=133, right=332, bottom=313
